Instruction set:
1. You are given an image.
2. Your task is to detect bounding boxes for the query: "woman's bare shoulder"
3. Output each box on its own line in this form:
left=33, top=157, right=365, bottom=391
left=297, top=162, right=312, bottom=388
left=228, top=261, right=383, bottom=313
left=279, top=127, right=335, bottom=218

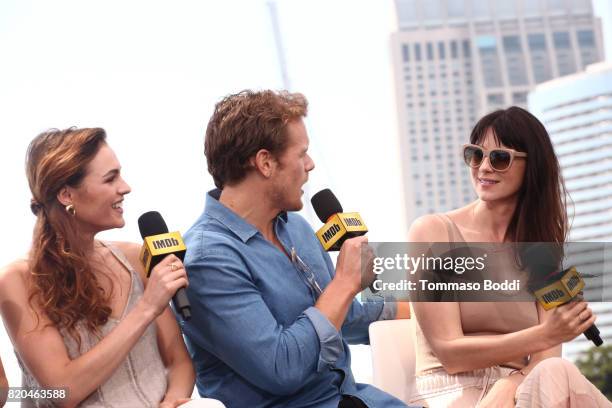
left=0, top=258, right=29, bottom=284
left=107, top=241, right=147, bottom=281
left=407, top=214, right=448, bottom=242
left=445, top=203, right=474, bottom=224
left=0, top=258, right=31, bottom=304
left=108, top=241, right=141, bottom=258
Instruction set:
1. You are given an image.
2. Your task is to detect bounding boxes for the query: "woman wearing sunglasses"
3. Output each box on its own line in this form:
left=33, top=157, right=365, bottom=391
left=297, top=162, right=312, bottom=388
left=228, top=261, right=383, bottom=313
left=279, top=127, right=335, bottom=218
left=407, top=107, right=610, bottom=407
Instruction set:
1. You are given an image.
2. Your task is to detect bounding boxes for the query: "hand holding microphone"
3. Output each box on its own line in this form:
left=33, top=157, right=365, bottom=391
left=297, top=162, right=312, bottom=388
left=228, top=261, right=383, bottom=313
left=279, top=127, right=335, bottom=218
left=138, top=211, right=192, bottom=320
left=140, top=254, right=189, bottom=318
left=541, top=300, right=596, bottom=346
left=334, top=236, right=376, bottom=295
left=311, top=189, right=377, bottom=293
left=523, top=243, right=602, bottom=346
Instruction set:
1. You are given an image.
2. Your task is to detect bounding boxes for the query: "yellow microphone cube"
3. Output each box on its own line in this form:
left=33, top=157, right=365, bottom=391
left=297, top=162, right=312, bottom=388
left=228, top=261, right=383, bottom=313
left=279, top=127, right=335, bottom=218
left=534, top=267, right=584, bottom=310
left=139, top=231, right=187, bottom=277
left=315, top=212, right=368, bottom=251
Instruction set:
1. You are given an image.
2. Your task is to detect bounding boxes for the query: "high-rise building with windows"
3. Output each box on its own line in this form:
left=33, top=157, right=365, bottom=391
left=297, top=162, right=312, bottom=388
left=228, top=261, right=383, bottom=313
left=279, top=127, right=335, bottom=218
left=529, top=62, right=612, bottom=361
left=392, top=0, right=604, bottom=223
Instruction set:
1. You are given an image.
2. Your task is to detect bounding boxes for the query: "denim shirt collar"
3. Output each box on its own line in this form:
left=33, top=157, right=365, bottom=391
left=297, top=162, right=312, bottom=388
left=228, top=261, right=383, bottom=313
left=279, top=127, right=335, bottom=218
left=205, top=189, right=288, bottom=243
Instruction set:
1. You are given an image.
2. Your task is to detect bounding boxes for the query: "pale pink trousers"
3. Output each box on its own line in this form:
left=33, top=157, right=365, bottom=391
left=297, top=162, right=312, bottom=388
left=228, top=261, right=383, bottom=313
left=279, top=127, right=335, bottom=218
left=409, top=358, right=611, bottom=407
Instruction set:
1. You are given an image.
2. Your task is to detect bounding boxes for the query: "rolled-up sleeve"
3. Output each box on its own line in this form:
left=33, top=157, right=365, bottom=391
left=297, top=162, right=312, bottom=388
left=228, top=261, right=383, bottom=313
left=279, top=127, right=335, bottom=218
left=316, top=242, right=397, bottom=345
left=183, top=243, right=339, bottom=396
left=378, top=298, right=397, bottom=321
left=303, top=307, right=343, bottom=371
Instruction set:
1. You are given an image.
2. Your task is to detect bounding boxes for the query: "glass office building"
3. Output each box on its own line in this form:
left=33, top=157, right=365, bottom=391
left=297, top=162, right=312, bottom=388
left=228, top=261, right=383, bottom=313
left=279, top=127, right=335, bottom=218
left=392, top=0, right=604, bottom=223
left=529, top=62, right=612, bottom=361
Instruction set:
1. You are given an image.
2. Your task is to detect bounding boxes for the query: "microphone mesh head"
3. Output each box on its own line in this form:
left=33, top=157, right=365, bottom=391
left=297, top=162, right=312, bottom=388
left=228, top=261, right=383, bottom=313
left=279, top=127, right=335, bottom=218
left=311, top=189, right=343, bottom=223
left=520, top=243, right=564, bottom=291
left=138, top=211, right=169, bottom=238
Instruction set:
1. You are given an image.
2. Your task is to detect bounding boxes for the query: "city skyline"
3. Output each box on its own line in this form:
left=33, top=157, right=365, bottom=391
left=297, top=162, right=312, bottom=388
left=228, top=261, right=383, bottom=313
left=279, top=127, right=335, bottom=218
left=392, top=0, right=606, bottom=224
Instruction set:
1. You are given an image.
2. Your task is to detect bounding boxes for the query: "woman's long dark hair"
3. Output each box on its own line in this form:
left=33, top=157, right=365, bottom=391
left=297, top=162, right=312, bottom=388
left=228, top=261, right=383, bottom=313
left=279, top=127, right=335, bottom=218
left=469, top=106, right=569, bottom=244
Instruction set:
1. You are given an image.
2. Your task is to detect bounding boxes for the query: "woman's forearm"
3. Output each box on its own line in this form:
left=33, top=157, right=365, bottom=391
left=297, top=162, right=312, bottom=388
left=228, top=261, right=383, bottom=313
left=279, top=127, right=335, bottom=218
left=434, top=324, right=555, bottom=374
left=161, top=358, right=195, bottom=404
left=51, top=301, right=157, bottom=405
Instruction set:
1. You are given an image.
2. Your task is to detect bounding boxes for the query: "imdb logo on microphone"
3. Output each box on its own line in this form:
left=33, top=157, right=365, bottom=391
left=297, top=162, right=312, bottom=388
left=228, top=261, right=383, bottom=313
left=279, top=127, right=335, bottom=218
left=316, top=213, right=367, bottom=251
left=139, top=231, right=186, bottom=277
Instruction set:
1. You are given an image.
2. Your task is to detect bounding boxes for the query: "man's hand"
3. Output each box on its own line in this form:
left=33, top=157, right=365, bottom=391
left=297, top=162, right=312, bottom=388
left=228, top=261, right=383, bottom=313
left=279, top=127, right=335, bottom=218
left=395, top=302, right=411, bottom=319
left=334, top=236, right=370, bottom=296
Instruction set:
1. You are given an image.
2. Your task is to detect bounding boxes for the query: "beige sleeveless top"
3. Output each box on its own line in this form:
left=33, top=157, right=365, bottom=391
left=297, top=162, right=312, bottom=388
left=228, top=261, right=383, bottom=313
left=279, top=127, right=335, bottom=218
left=414, top=215, right=539, bottom=375
left=17, top=242, right=168, bottom=407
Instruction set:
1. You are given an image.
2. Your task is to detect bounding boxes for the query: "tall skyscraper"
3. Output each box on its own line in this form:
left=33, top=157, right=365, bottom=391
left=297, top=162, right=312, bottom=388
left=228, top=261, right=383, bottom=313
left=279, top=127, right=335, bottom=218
left=529, top=62, right=612, bottom=360
left=392, top=0, right=604, bottom=223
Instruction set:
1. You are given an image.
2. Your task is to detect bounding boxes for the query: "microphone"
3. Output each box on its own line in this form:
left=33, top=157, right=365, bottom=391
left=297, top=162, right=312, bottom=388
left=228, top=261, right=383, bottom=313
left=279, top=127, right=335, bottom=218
left=311, top=189, right=379, bottom=292
left=523, top=244, right=602, bottom=346
left=311, top=189, right=368, bottom=251
left=138, top=211, right=191, bottom=321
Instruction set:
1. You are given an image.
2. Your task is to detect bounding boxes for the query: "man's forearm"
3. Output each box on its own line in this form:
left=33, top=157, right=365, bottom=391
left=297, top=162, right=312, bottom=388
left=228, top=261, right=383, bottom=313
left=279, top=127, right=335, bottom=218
left=315, top=279, right=356, bottom=330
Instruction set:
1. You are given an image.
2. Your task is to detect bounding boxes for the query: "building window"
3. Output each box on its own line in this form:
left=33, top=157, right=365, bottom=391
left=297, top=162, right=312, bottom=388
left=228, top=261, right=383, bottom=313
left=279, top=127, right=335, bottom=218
left=528, top=33, right=546, bottom=50
left=477, top=36, right=501, bottom=87
left=415, top=43, right=422, bottom=61
left=553, top=31, right=576, bottom=75
left=577, top=30, right=598, bottom=66
left=512, top=92, right=527, bottom=105
left=487, top=93, right=504, bottom=105
left=527, top=33, right=552, bottom=84
left=402, top=44, right=410, bottom=62
left=451, top=41, right=458, bottom=59
left=462, top=40, right=471, bottom=58
left=553, top=32, right=571, bottom=49
left=577, top=30, right=594, bottom=46
left=427, top=42, right=434, bottom=60
left=438, top=42, right=446, bottom=59
left=503, top=35, right=521, bottom=52
left=503, top=35, right=528, bottom=85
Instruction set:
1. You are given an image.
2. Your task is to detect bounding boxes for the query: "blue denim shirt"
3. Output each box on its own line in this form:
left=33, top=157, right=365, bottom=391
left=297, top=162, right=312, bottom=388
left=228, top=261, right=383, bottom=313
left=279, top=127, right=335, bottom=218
left=179, top=190, right=408, bottom=408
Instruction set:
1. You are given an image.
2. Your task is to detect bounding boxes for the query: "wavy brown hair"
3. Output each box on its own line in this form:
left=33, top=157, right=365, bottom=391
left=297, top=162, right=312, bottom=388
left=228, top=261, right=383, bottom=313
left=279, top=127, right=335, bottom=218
left=470, top=107, right=569, bottom=244
left=205, top=89, right=308, bottom=188
left=26, top=127, right=112, bottom=346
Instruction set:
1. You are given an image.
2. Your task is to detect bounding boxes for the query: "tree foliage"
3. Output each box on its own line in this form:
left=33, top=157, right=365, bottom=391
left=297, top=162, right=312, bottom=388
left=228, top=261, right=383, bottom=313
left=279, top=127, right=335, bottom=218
left=575, top=344, right=612, bottom=400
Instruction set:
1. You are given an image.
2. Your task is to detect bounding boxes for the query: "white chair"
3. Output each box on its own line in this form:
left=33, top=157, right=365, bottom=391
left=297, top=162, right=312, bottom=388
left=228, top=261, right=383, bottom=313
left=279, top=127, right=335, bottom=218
left=369, top=319, right=417, bottom=404
left=181, top=398, right=226, bottom=408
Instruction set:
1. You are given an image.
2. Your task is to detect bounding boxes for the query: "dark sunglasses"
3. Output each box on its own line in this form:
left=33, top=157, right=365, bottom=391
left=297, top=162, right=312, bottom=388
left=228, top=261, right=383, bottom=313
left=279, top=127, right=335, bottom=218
left=462, top=144, right=527, bottom=172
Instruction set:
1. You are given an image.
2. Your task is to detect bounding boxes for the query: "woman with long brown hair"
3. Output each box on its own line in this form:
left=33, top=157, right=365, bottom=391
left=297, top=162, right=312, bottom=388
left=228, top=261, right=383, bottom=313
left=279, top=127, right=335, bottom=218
left=0, top=128, right=195, bottom=407
left=407, top=107, right=610, bottom=407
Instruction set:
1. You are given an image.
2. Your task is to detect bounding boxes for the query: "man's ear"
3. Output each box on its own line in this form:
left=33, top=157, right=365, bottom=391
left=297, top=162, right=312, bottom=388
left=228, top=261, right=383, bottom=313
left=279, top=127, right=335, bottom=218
left=251, top=149, right=277, bottom=178
left=56, top=186, right=73, bottom=207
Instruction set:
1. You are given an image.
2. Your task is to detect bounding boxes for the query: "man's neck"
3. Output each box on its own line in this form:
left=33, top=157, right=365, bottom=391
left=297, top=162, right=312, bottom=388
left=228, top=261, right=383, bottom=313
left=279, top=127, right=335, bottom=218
left=219, top=184, right=279, bottom=242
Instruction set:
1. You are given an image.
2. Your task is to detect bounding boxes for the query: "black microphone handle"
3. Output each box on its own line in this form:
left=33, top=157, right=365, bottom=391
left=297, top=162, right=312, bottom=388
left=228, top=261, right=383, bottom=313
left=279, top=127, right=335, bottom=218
left=173, top=287, right=192, bottom=321
left=584, top=323, right=603, bottom=346
left=567, top=293, right=603, bottom=347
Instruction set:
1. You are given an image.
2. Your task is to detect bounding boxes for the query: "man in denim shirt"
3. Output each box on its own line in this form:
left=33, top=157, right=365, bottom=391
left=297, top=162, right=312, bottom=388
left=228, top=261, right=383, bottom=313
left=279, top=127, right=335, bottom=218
left=180, top=90, right=410, bottom=408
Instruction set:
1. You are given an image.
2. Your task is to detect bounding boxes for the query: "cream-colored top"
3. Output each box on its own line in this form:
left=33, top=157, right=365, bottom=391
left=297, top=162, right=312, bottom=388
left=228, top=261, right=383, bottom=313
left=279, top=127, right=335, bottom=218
left=414, top=215, right=539, bottom=375
left=17, top=242, right=167, bottom=407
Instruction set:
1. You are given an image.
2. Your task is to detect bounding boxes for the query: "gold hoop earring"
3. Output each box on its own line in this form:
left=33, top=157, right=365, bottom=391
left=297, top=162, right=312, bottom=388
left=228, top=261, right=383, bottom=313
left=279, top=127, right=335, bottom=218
left=65, top=204, right=76, bottom=216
